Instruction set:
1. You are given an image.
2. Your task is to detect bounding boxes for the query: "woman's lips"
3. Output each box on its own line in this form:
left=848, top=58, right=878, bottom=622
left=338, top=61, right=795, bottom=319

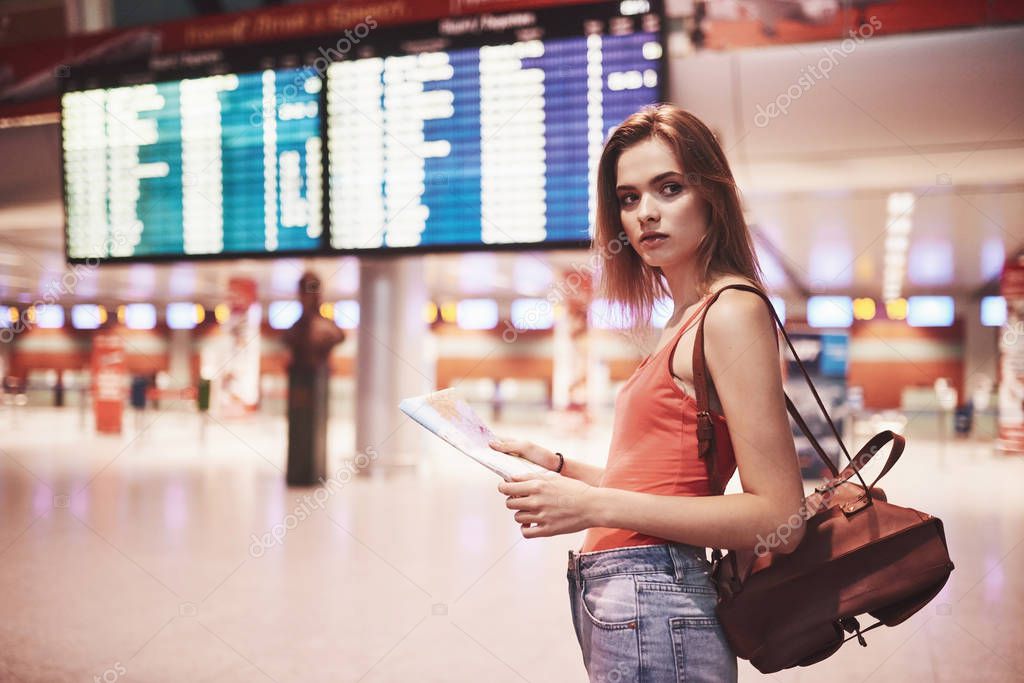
left=639, top=233, right=668, bottom=248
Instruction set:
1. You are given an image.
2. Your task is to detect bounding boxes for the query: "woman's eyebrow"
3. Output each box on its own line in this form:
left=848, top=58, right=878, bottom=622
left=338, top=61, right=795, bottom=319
left=615, top=171, right=682, bottom=191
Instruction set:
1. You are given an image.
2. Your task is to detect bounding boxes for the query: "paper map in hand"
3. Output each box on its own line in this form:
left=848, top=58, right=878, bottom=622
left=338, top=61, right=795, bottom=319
left=399, top=388, right=546, bottom=480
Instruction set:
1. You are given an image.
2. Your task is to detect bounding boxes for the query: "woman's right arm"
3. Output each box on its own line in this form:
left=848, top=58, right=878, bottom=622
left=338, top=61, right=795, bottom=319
left=489, top=438, right=605, bottom=487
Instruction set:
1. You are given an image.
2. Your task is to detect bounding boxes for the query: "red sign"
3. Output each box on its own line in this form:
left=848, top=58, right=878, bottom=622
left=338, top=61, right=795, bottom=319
left=0, top=0, right=601, bottom=120
left=208, top=276, right=261, bottom=415
left=91, top=332, right=126, bottom=433
left=999, top=257, right=1024, bottom=454
left=228, top=276, right=258, bottom=314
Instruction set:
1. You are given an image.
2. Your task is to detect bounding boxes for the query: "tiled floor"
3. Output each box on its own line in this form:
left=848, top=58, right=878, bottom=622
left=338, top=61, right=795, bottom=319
left=0, top=405, right=1021, bottom=682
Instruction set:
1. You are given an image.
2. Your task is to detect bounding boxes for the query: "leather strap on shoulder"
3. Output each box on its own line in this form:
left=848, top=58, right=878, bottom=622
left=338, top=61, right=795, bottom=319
left=691, top=284, right=866, bottom=491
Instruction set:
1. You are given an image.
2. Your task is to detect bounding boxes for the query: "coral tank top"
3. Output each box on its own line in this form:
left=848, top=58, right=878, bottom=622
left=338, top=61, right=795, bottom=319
left=580, top=297, right=738, bottom=553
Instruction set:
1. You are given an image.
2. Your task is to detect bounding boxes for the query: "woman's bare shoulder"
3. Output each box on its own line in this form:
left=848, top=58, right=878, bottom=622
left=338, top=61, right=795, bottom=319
left=704, top=277, right=774, bottom=341
left=707, top=275, right=762, bottom=296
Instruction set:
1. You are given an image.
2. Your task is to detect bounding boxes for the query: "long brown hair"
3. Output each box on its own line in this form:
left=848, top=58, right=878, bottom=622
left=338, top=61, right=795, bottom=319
left=593, top=104, right=763, bottom=329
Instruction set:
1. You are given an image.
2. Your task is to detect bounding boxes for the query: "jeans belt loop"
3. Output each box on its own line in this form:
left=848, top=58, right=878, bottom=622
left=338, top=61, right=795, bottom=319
left=568, top=549, right=581, bottom=577
left=667, top=544, right=687, bottom=583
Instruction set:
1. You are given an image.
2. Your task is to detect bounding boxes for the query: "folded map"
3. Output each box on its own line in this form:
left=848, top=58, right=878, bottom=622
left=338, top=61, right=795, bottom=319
left=399, top=388, right=546, bottom=481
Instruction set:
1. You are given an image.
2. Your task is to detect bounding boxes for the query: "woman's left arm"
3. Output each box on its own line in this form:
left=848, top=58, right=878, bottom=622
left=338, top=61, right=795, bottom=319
left=500, top=290, right=808, bottom=552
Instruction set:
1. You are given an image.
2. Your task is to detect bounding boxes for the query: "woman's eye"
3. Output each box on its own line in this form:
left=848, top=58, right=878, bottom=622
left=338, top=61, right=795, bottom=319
left=619, top=194, right=637, bottom=207
left=662, top=182, right=683, bottom=195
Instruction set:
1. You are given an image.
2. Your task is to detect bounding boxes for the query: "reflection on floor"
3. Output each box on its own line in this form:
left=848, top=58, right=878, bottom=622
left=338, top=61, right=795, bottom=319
left=0, top=406, right=1021, bottom=682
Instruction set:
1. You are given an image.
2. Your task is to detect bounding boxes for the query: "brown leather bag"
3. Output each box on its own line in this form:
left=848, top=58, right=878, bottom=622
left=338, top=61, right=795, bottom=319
left=691, top=284, right=955, bottom=674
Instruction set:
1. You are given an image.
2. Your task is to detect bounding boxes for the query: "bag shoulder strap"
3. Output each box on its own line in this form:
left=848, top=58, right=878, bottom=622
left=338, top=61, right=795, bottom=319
left=691, top=284, right=867, bottom=492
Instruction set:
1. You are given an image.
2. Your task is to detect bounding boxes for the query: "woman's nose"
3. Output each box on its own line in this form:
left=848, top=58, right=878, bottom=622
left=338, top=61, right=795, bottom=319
left=637, top=193, right=658, bottom=223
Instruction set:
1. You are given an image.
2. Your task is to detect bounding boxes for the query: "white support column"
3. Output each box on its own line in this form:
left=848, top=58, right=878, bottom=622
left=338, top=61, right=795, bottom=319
left=962, top=297, right=998, bottom=437
left=0, top=336, right=10, bottom=379
left=355, top=257, right=433, bottom=473
left=167, top=328, right=193, bottom=389
left=963, top=298, right=997, bottom=392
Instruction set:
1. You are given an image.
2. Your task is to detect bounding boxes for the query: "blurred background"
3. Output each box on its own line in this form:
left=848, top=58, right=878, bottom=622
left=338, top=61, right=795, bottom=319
left=0, top=1, right=1022, bottom=681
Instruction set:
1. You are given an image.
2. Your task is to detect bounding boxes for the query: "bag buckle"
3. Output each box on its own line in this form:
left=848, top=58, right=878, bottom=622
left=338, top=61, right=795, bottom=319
left=814, top=479, right=838, bottom=495
left=838, top=616, right=868, bottom=647
left=841, top=493, right=873, bottom=516
left=696, top=411, right=717, bottom=464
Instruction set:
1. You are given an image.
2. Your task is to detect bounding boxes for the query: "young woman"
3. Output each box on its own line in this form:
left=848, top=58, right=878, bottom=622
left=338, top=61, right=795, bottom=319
left=490, top=104, right=807, bottom=682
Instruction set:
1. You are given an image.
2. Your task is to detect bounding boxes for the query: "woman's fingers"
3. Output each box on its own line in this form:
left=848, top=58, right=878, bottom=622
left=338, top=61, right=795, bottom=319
left=487, top=438, right=516, bottom=454
left=514, top=510, right=541, bottom=524
left=489, top=437, right=520, bottom=454
left=498, top=478, right=541, bottom=496
left=505, top=495, right=538, bottom=511
left=521, top=522, right=547, bottom=538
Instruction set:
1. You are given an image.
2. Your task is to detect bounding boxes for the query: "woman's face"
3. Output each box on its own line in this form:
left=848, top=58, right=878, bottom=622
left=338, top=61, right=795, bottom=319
left=615, top=138, right=709, bottom=270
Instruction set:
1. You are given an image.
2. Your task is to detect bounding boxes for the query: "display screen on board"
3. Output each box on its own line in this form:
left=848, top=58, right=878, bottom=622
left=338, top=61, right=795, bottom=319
left=60, top=0, right=664, bottom=262
left=62, top=67, right=324, bottom=260
left=325, top=1, right=664, bottom=251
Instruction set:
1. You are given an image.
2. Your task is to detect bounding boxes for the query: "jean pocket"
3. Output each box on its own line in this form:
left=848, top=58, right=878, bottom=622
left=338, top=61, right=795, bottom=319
left=637, top=579, right=717, bottom=597
left=581, top=574, right=639, bottom=631
left=670, top=614, right=738, bottom=683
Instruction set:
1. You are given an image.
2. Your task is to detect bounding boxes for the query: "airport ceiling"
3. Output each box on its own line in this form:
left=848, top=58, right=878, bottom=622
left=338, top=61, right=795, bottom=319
left=0, top=24, right=1022, bottom=306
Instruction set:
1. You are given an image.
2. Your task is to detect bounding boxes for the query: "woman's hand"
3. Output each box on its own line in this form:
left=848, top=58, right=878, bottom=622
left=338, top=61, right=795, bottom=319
left=492, top=438, right=607, bottom=487
left=489, top=437, right=559, bottom=471
left=498, top=472, right=600, bottom=538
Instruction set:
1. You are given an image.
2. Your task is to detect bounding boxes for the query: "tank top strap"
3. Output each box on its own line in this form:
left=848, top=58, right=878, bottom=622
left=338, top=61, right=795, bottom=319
left=640, top=295, right=715, bottom=366
left=669, top=294, right=714, bottom=344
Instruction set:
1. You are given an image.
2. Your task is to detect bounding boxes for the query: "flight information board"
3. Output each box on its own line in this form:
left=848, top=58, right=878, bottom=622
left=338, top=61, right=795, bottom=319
left=326, top=3, right=664, bottom=251
left=60, top=0, right=664, bottom=262
left=62, top=67, right=323, bottom=260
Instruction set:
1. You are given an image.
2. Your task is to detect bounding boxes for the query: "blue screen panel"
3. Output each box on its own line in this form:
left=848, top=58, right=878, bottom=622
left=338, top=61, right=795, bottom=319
left=326, top=10, right=663, bottom=251
left=62, top=68, right=323, bottom=259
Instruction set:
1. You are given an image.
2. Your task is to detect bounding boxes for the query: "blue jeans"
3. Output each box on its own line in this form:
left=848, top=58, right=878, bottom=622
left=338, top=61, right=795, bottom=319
left=567, top=543, right=738, bottom=682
